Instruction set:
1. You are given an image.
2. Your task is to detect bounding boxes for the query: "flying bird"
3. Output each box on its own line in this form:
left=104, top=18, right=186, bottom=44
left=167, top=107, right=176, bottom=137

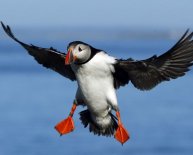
left=1, top=22, right=193, bottom=145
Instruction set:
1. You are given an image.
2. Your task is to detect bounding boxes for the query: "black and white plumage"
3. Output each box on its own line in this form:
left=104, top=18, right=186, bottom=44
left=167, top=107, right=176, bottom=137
left=1, top=22, right=193, bottom=142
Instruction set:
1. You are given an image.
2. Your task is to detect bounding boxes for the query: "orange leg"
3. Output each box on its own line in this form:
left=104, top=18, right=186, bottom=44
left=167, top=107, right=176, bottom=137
left=55, top=102, right=77, bottom=135
left=114, top=111, right=130, bottom=145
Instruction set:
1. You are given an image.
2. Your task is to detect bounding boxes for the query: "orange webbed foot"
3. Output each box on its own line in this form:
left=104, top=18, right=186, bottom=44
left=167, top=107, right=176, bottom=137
left=55, top=116, right=75, bottom=135
left=115, top=123, right=130, bottom=145
left=55, top=103, right=77, bottom=135
left=114, top=111, right=130, bottom=145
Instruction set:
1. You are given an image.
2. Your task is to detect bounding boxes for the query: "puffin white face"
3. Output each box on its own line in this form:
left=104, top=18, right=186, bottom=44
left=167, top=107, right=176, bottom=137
left=65, top=43, right=91, bottom=65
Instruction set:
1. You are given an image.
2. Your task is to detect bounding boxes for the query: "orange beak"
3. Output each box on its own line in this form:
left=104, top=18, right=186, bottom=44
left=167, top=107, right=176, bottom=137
left=65, top=48, right=78, bottom=65
left=65, top=49, right=72, bottom=65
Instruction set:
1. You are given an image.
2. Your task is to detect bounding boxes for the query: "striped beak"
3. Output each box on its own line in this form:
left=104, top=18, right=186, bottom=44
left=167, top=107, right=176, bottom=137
left=65, top=48, right=73, bottom=65
left=65, top=48, right=78, bottom=65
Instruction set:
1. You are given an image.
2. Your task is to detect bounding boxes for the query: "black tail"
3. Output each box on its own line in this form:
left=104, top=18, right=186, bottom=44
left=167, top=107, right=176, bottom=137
left=79, top=110, right=118, bottom=137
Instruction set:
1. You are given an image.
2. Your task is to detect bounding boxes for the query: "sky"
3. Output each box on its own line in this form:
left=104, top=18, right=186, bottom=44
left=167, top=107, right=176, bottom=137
left=0, top=0, right=193, bottom=29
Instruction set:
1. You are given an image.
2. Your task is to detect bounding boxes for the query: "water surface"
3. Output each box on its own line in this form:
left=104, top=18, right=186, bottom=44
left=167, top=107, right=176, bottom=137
left=0, top=29, right=193, bottom=155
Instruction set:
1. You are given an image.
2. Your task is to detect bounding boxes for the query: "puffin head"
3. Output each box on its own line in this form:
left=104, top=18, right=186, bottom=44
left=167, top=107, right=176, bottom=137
left=65, top=41, right=92, bottom=65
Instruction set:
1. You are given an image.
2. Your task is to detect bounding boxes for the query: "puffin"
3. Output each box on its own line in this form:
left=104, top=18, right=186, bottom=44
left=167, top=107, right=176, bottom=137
left=1, top=22, right=193, bottom=145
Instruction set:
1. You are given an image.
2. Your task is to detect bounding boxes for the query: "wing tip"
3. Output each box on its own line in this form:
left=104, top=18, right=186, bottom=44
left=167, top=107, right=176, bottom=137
left=1, top=21, right=16, bottom=40
left=176, top=29, right=192, bottom=46
left=1, top=21, right=7, bottom=33
left=1, top=21, right=28, bottom=47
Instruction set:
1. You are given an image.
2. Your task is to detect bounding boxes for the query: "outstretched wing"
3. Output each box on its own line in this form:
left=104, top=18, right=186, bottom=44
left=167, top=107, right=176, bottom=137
left=1, top=22, right=76, bottom=81
left=114, top=30, right=193, bottom=90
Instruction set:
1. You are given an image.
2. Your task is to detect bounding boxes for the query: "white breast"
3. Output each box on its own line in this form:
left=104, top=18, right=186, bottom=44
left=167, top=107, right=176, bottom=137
left=72, top=52, right=118, bottom=117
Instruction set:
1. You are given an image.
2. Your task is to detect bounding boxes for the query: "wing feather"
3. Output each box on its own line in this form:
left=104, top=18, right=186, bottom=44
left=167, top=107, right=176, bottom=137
left=114, top=30, right=193, bottom=90
left=1, top=22, right=76, bottom=81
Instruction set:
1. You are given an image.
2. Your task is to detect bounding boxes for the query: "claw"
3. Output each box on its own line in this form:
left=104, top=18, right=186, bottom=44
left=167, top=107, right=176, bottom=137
left=114, top=111, right=130, bottom=145
left=55, top=116, right=75, bottom=135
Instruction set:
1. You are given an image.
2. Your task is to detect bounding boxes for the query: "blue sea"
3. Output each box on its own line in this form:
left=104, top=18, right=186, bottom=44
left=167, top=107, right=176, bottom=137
left=0, top=28, right=193, bottom=155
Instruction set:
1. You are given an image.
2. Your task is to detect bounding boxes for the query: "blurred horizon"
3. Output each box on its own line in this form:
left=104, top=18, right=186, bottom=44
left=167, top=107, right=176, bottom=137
left=1, top=0, right=193, bottom=43
left=1, top=26, right=191, bottom=42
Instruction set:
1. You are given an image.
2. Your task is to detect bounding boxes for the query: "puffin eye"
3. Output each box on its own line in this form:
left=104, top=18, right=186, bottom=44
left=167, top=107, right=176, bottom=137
left=78, top=46, right=82, bottom=52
